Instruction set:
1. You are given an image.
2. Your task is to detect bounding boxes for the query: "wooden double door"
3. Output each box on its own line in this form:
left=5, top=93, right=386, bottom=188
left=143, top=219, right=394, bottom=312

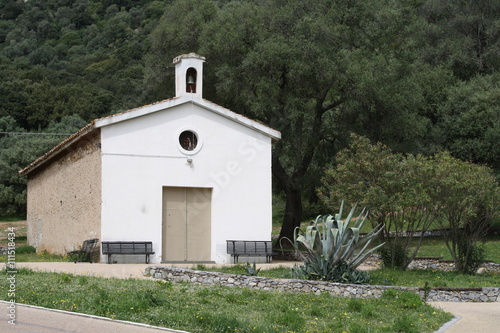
left=162, top=187, right=212, bottom=262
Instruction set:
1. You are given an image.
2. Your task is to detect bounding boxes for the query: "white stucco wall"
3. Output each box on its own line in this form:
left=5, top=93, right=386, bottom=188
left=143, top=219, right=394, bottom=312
left=99, top=102, right=273, bottom=263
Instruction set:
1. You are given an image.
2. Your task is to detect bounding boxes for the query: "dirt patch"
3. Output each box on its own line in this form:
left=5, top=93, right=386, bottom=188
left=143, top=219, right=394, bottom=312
left=0, top=220, right=27, bottom=247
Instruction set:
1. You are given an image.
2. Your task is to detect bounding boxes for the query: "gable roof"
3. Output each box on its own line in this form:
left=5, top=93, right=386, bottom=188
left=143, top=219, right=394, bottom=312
left=19, top=96, right=281, bottom=176
left=94, top=95, right=281, bottom=141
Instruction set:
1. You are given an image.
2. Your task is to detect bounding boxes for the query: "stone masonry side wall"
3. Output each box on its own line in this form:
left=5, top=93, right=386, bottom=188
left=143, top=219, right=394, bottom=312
left=27, top=133, right=102, bottom=255
left=145, top=266, right=499, bottom=303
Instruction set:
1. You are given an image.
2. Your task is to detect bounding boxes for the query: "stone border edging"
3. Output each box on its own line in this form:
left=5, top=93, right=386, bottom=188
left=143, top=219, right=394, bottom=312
left=145, top=266, right=499, bottom=302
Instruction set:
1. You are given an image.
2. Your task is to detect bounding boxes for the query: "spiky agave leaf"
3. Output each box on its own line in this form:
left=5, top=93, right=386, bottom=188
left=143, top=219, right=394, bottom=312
left=293, top=201, right=385, bottom=283
left=352, top=208, right=368, bottom=229
left=347, top=223, right=385, bottom=268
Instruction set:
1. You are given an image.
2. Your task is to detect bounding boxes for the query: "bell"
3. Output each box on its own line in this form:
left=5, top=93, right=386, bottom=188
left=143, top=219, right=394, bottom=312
left=187, top=75, right=195, bottom=85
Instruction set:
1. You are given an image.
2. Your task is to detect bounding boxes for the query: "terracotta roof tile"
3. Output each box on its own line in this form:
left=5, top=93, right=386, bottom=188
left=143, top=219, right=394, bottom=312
left=19, top=122, right=97, bottom=176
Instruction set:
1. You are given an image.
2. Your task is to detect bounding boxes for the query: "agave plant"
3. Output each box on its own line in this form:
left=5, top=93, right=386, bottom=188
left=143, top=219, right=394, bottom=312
left=244, top=261, right=261, bottom=276
left=292, top=202, right=384, bottom=282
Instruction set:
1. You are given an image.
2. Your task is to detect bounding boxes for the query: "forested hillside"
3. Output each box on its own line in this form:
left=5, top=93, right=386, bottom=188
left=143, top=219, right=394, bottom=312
left=0, top=0, right=167, bottom=130
left=1, top=1, right=499, bottom=239
left=0, top=0, right=171, bottom=215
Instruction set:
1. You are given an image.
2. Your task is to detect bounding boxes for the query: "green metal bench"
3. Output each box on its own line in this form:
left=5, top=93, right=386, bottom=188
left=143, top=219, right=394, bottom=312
left=226, top=240, right=276, bottom=263
left=101, top=241, right=155, bottom=264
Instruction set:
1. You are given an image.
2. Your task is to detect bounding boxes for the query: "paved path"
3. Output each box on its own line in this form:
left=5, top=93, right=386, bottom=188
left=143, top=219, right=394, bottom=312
left=0, top=301, right=187, bottom=333
left=17, top=262, right=155, bottom=279
left=429, top=301, right=500, bottom=333
left=5, top=262, right=499, bottom=332
left=16, top=261, right=307, bottom=278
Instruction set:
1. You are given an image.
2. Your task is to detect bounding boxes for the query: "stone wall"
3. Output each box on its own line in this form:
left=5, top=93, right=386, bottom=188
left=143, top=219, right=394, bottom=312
left=145, top=266, right=499, bottom=302
left=26, top=132, right=102, bottom=255
left=362, top=256, right=500, bottom=274
left=408, top=259, right=500, bottom=274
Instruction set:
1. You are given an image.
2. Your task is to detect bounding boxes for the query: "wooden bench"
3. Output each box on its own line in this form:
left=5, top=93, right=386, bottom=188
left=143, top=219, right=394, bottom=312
left=101, top=241, right=155, bottom=264
left=226, top=240, right=276, bottom=263
left=67, top=238, right=99, bottom=263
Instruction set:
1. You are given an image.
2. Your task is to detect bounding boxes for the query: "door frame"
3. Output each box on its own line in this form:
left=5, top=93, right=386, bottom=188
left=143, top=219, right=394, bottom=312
left=162, top=186, right=212, bottom=263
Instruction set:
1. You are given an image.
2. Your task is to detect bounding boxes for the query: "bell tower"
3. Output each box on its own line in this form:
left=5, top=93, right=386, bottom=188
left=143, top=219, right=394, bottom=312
left=173, top=53, right=205, bottom=98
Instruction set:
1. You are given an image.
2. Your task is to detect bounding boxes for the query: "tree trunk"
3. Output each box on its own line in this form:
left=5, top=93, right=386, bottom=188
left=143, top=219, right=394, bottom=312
left=276, top=187, right=303, bottom=248
left=271, top=96, right=344, bottom=249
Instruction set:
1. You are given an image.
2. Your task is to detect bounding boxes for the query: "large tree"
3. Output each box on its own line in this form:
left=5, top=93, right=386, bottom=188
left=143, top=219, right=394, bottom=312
left=146, top=0, right=437, bottom=243
left=419, top=0, right=500, bottom=80
left=437, top=74, right=500, bottom=172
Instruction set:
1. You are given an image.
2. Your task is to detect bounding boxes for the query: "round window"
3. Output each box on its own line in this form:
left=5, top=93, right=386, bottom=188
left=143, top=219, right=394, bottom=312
left=179, top=130, right=198, bottom=151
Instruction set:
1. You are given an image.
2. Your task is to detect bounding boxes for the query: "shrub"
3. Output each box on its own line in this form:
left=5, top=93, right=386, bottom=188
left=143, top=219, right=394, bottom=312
left=379, top=242, right=410, bottom=270
left=317, top=134, right=439, bottom=270
left=15, top=245, right=36, bottom=254
left=430, top=152, right=499, bottom=274
left=456, top=239, right=485, bottom=275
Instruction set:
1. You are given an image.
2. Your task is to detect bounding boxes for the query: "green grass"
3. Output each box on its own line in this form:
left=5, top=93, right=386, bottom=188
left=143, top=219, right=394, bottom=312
left=412, top=235, right=500, bottom=263
left=369, top=268, right=499, bottom=288
left=0, top=216, right=25, bottom=222
left=0, top=268, right=452, bottom=333
left=470, top=236, right=500, bottom=262
left=411, top=236, right=454, bottom=260
left=0, top=220, right=28, bottom=247
left=0, top=252, right=68, bottom=262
